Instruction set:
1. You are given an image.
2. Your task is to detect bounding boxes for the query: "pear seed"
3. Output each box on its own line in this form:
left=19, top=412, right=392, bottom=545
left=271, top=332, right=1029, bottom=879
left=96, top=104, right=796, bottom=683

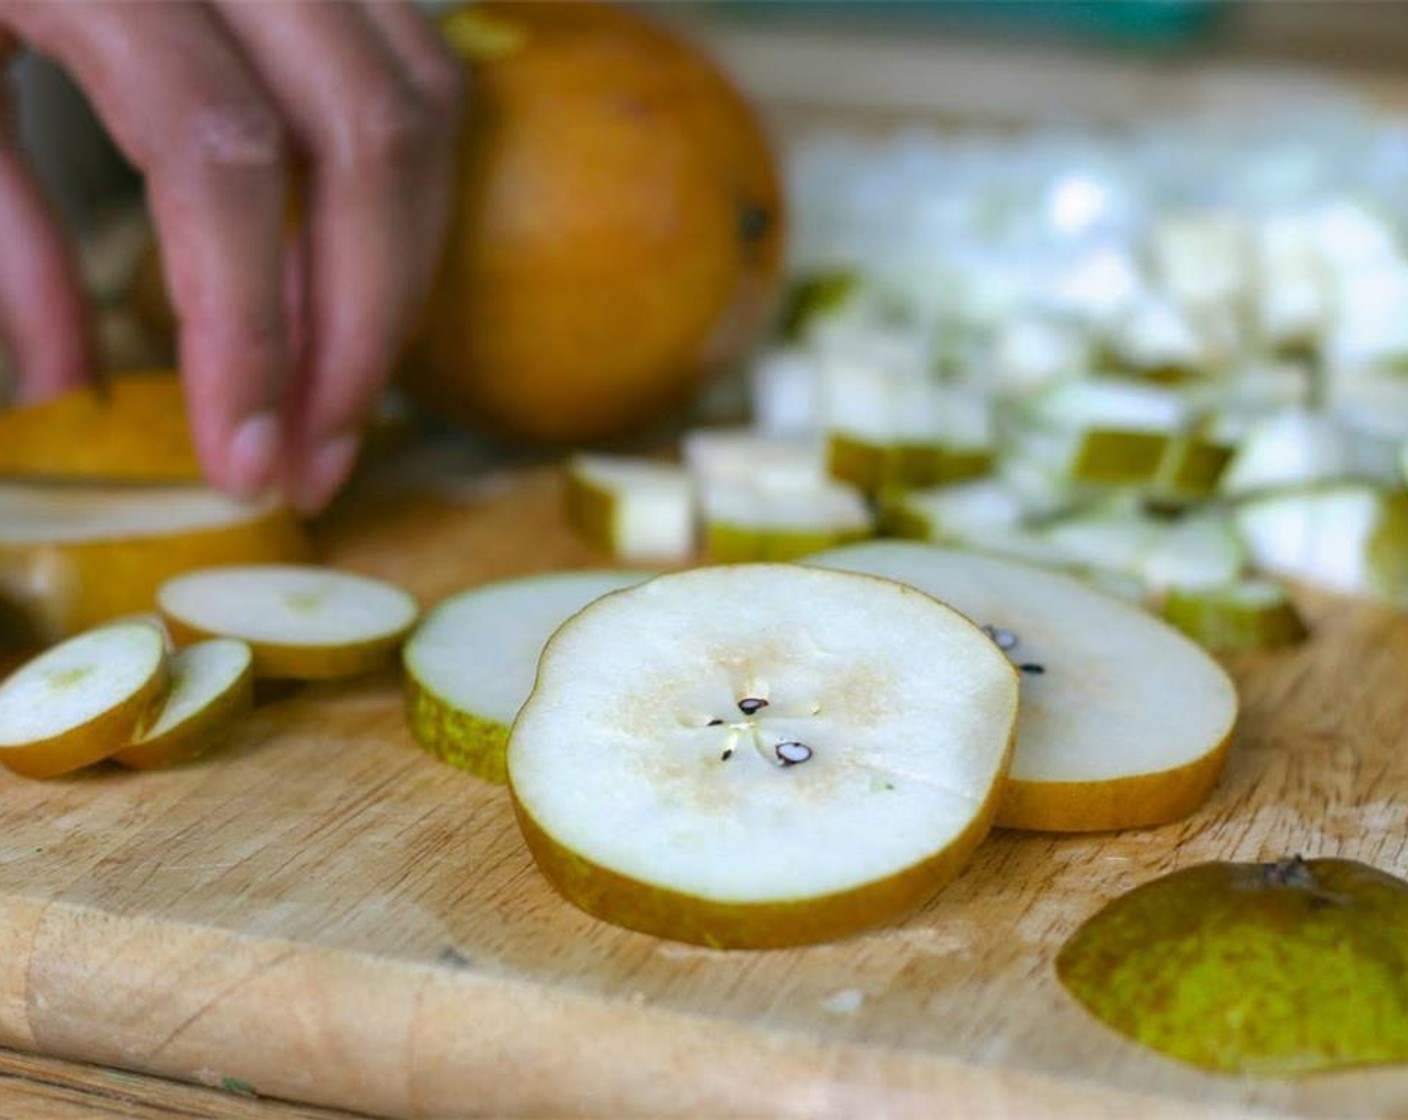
left=775, top=741, right=813, bottom=766
left=721, top=747, right=734, bottom=761
left=1019, top=663, right=1045, bottom=675
left=738, top=697, right=768, bottom=716
left=707, top=718, right=724, bottom=727
left=983, top=625, right=1020, bottom=652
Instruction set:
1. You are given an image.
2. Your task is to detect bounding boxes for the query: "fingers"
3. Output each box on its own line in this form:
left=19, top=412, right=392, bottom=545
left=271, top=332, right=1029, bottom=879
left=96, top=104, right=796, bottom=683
left=212, top=0, right=462, bottom=511
left=0, top=120, right=91, bottom=402
left=3, top=1, right=463, bottom=510
left=6, top=1, right=291, bottom=499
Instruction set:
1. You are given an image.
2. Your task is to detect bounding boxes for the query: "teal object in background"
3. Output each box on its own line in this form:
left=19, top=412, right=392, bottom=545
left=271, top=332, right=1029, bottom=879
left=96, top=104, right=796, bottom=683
left=722, top=1, right=1227, bottom=49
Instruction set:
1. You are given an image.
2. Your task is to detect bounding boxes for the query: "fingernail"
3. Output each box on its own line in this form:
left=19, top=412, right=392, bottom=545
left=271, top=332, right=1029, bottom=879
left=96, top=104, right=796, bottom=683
left=294, top=433, right=359, bottom=514
left=226, top=412, right=281, bottom=499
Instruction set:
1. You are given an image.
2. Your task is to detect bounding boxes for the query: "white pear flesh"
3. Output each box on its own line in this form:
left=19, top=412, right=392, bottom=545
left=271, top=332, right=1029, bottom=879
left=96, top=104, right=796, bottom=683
left=0, top=483, right=309, bottom=643
left=806, top=542, right=1239, bottom=833
left=508, top=564, right=1019, bottom=948
left=404, top=570, right=650, bottom=782
left=113, top=638, right=254, bottom=770
left=157, top=565, right=418, bottom=679
left=565, top=455, right=694, bottom=563
left=0, top=621, right=169, bottom=778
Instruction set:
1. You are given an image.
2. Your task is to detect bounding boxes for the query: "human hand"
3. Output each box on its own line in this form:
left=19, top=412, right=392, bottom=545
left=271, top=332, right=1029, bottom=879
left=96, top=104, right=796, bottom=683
left=0, top=1, right=463, bottom=511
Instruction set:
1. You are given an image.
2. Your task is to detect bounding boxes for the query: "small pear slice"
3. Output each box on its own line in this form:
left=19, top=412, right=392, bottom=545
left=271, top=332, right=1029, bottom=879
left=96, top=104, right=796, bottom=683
left=806, top=542, right=1238, bottom=833
left=508, top=564, right=1019, bottom=948
left=1161, top=580, right=1308, bottom=651
left=404, top=570, right=650, bottom=782
left=157, top=565, right=418, bottom=680
left=0, top=483, right=311, bottom=644
left=0, top=372, right=199, bottom=482
left=0, top=621, right=169, bottom=778
left=113, top=638, right=254, bottom=769
left=564, top=455, right=694, bottom=563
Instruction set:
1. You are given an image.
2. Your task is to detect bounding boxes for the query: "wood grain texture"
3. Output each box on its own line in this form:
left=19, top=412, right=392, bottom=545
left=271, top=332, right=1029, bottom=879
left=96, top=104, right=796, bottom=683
left=0, top=1047, right=359, bottom=1119
left=0, top=460, right=1406, bottom=1117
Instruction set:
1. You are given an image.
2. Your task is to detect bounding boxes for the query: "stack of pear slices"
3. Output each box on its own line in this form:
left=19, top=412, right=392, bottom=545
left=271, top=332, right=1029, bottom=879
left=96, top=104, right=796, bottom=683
left=0, top=565, right=419, bottom=778
left=404, top=544, right=1238, bottom=949
left=0, top=374, right=312, bottom=645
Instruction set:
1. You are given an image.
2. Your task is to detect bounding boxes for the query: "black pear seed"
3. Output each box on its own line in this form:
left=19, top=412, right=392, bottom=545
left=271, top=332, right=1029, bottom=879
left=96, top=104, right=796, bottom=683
left=1019, top=663, right=1045, bottom=675
left=738, top=697, right=768, bottom=716
left=775, top=741, right=813, bottom=766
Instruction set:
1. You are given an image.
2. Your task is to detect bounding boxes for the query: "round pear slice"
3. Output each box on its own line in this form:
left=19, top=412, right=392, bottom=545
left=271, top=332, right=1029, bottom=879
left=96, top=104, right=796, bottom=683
left=0, top=621, right=169, bottom=779
left=0, top=483, right=311, bottom=644
left=806, top=542, right=1238, bottom=834
left=113, top=638, right=254, bottom=770
left=404, top=570, right=651, bottom=782
left=507, top=564, right=1019, bottom=949
left=157, top=565, right=419, bottom=680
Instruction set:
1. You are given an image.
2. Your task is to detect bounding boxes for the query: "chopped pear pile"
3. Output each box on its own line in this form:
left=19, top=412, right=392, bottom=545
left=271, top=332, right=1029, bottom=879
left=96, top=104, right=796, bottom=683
left=0, top=374, right=311, bottom=643
left=566, top=117, right=1408, bottom=643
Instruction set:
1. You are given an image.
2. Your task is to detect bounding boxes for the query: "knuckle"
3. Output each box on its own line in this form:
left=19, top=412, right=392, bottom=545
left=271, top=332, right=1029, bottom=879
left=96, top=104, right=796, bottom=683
left=178, top=100, right=287, bottom=177
left=344, top=86, right=439, bottom=167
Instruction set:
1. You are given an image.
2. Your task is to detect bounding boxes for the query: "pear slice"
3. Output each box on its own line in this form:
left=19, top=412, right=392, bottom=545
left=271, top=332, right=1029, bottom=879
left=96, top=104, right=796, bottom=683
left=112, top=638, right=254, bottom=770
left=1234, top=484, right=1408, bottom=601
left=806, top=542, right=1238, bottom=833
left=0, top=371, right=199, bottom=482
left=1161, top=579, right=1308, bottom=650
left=404, top=570, right=650, bottom=782
left=564, top=455, right=694, bottom=563
left=0, top=484, right=311, bottom=644
left=507, top=564, right=1019, bottom=948
left=0, top=621, right=169, bottom=778
left=157, top=565, right=419, bottom=680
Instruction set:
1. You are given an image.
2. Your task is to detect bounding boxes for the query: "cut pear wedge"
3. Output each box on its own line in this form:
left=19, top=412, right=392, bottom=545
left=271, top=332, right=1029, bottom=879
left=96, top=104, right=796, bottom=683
left=404, top=570, right=651, bottom=782
left=0, top=372, right=199, bottom=482
left=1235, top=485, right=1408, bottom=602
left=0, top=484, right=311, bottom=644
left=1007, top=380, right=1190, bottom=487
left=806, top=542, right=1239, bottom=833
left=158, top=565, right=419, bottom=679
left=112, top=638, right=254, bottom=770
left=1161, top=580, right=1308, bottom=651
left=565, top=455, right=694, bottom=563
left=507, top=564, right=1019, bottom=948
left=0, top=621, right=169, bottom=778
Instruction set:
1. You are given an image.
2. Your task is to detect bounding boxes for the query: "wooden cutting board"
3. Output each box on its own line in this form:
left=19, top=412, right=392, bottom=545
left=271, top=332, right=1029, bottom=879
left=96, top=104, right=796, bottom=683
left=1, top=460, right=1406, bottom=1119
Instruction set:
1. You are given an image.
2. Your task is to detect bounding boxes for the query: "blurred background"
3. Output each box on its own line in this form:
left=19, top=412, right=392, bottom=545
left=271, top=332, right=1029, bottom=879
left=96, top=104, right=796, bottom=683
left=14, top=1, right=1408, bottom=234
